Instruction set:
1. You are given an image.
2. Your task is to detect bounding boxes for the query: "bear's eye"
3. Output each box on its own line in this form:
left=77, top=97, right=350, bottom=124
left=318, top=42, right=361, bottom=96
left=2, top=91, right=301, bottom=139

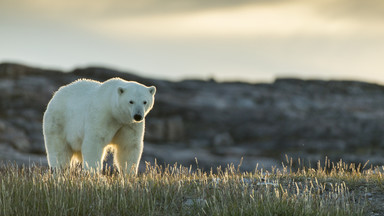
left=143, top=101, right=147, bottom=105
left=129, top=100, right=134, bottom=104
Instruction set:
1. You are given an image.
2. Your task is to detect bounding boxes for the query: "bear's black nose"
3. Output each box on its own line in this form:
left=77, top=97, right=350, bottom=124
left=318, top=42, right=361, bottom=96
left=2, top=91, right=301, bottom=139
left=134, top=114, right=143, bottom=121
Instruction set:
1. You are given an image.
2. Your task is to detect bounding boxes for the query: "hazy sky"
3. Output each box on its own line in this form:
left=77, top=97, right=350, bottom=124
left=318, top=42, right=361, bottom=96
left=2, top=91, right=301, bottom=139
left=1, top=0, right=384, bottom=83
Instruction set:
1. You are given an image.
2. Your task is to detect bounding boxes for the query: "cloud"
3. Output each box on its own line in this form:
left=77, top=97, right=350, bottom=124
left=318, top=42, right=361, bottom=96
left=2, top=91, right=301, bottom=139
left=89, top=3, right=360, bottom=40
left=0, top=0, right=283, bottom=19
left=316, top=0, right=384, bottom=20
left=2, top=0, right=384, bottom=27
left=2, top=0, right=383, bottom=40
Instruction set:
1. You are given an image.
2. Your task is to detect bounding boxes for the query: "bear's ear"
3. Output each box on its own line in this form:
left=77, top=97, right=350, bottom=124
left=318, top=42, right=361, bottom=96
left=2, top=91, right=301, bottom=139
left=148, top=86, right=156, bottom=95
left=118, top=87, right=125, bottom=95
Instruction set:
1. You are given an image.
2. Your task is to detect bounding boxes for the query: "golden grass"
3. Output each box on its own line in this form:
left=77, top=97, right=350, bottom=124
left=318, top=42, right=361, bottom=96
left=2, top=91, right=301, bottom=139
left=0, top=157, right=382, bottom=215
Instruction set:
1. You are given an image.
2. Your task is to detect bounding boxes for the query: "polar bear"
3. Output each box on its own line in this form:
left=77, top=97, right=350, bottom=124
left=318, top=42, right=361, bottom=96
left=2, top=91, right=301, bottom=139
left=43, top=78, right=156, bottom=174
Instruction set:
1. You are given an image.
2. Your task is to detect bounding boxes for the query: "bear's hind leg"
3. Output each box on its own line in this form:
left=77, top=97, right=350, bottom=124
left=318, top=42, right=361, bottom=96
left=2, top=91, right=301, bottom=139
left=45, top=134, right=73, bottom=169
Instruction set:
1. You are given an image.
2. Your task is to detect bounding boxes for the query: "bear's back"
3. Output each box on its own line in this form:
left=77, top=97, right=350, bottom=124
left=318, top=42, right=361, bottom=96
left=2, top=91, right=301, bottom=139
left=56, top=79, right=100, bottom=99
left=46, top=79, right=100, bottom=115
left=44, top=79, right=102, bottom=136
left=62, top=78, right=100, bottom=93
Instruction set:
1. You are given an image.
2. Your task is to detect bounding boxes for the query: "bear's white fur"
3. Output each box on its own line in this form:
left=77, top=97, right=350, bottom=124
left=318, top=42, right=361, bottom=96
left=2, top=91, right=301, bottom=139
left=43, top=78, right=156, bottom=174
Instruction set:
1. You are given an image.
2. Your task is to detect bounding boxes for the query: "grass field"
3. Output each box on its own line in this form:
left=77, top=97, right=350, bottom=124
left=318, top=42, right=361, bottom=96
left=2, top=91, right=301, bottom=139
left=0, top=157, right=383, bottom=216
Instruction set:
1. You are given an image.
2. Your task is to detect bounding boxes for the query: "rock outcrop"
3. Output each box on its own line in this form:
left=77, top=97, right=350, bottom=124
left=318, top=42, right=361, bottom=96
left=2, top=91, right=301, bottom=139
left=1, top=62, right=384, bottom=171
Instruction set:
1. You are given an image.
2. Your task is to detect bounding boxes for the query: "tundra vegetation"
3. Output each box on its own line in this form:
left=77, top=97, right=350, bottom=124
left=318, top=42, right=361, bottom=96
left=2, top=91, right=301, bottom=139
left=0, top=157, right=383, bottom=216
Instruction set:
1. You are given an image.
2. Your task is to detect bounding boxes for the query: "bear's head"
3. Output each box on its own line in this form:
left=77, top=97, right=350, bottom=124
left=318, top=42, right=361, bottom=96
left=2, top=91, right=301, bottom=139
left=115, top=82, right=156, bottom=124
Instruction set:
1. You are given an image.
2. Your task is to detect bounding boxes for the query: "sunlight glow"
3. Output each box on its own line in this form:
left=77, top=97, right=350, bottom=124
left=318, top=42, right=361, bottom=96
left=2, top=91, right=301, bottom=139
left=90, top=3, right=357, bottom=39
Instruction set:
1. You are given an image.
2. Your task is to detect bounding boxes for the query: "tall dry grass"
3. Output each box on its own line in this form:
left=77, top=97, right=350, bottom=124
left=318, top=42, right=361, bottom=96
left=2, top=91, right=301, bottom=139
left=1, top=157, right=382, bottom=215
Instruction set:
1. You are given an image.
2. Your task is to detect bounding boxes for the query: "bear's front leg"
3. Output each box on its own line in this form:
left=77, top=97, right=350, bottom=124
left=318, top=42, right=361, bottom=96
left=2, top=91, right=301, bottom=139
left=81, top=136, right=106, bottom=173
left=115, top=143, right=143, bottom=175
left=112, top=125, right=144, bottom=175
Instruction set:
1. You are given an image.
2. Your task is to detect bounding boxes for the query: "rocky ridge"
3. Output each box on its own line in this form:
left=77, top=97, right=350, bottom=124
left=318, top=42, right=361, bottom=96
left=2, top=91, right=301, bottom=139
left=1, top=63, right=384, bottom=171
